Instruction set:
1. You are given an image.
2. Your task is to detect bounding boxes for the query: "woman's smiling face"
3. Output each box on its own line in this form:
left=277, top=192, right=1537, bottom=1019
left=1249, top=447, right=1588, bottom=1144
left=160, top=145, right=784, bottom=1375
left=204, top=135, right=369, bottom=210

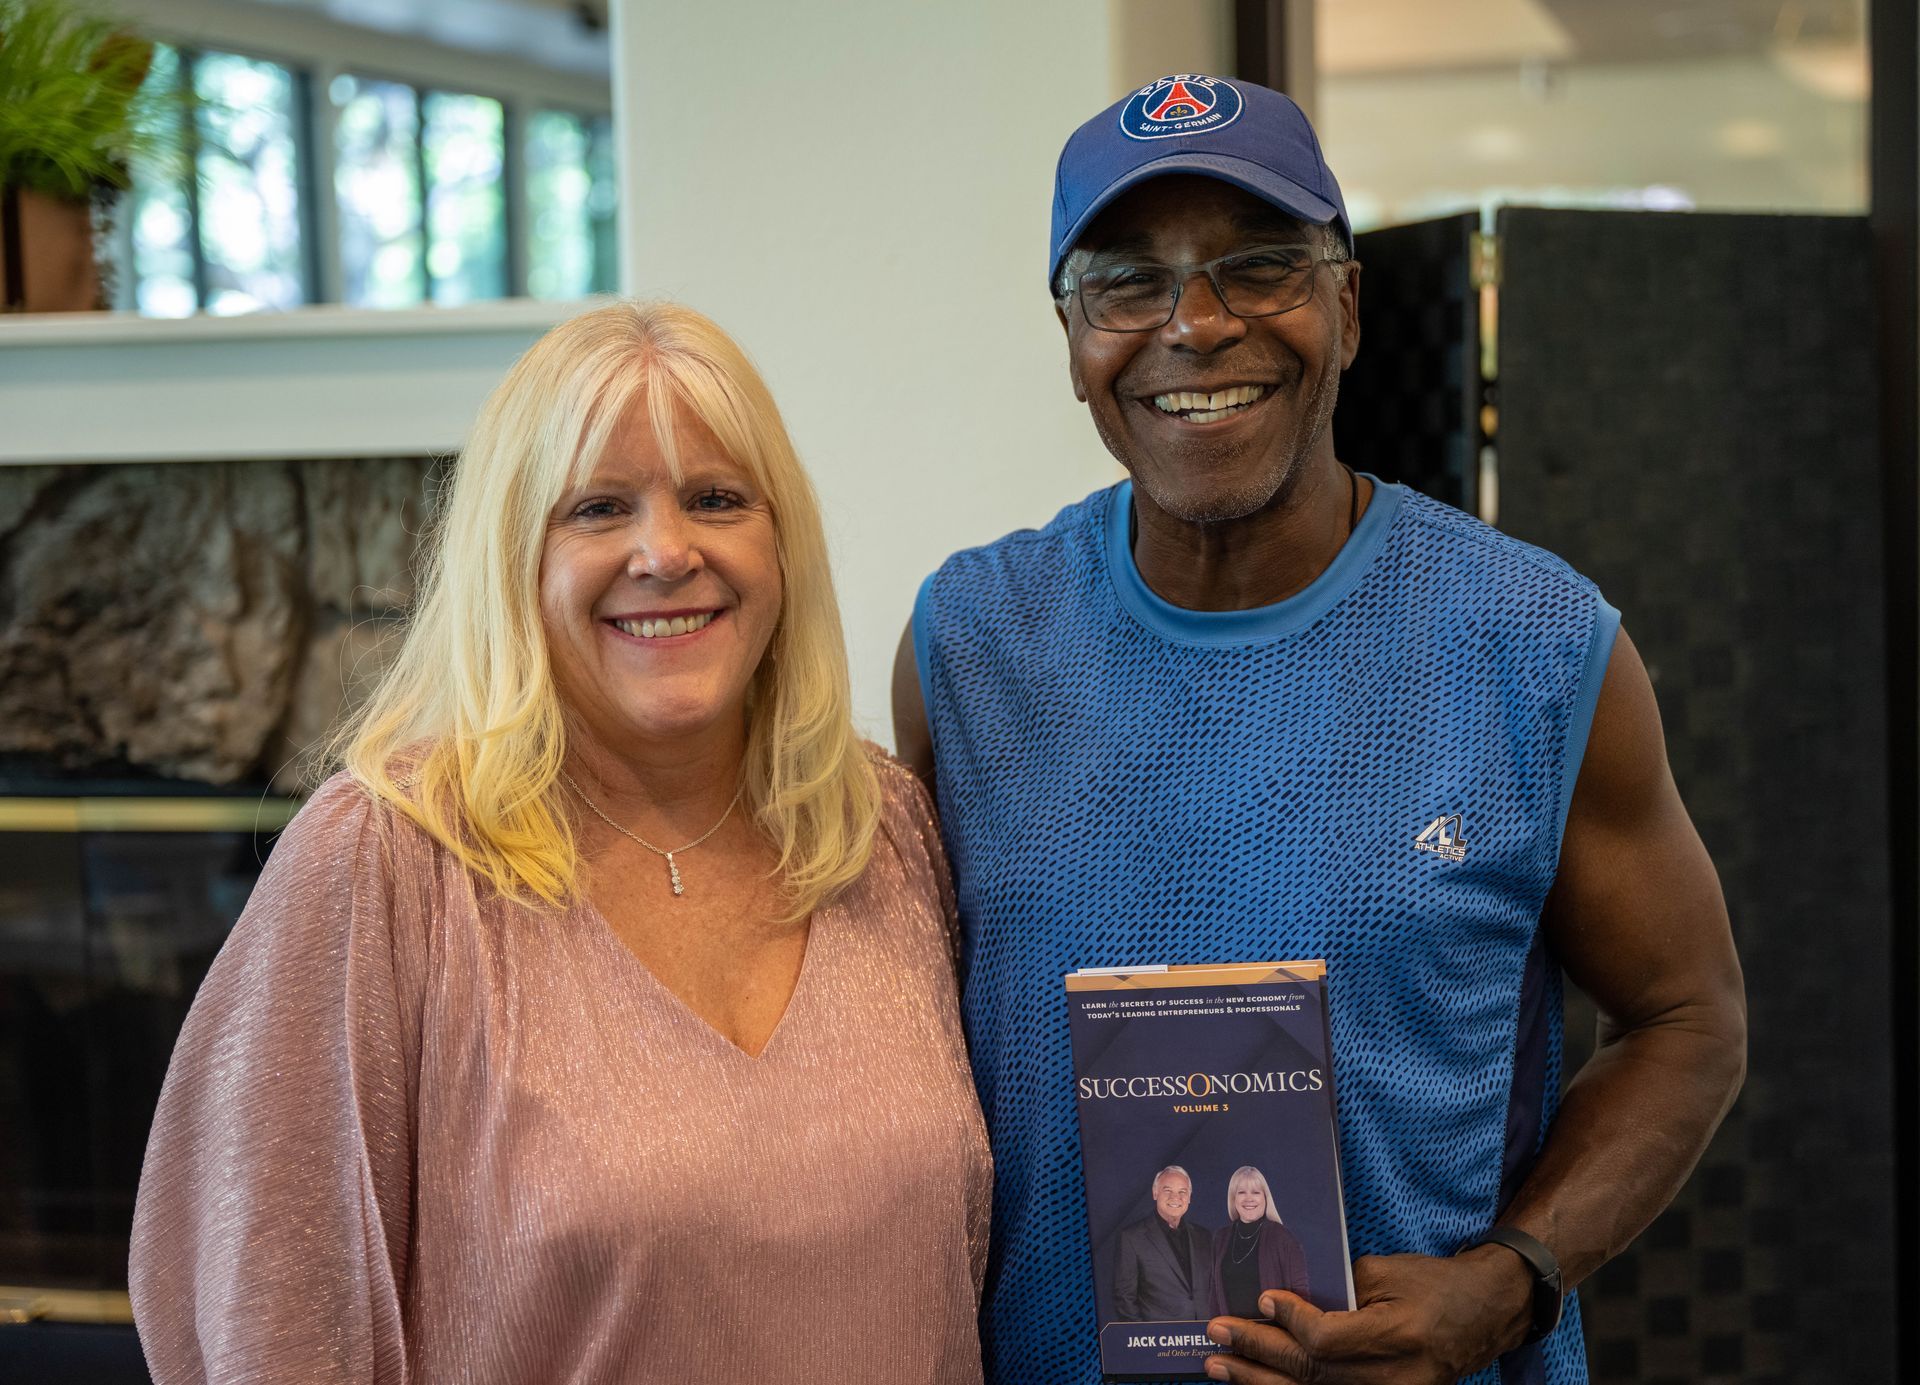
left=539, top=392, right=782, bottom=758
left=1233, top=1182, right=1267, bottom=1222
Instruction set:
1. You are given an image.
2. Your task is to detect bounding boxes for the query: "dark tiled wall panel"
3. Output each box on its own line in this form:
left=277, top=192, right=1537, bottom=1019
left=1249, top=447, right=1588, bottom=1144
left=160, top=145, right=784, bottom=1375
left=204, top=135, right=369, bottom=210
left=1334, top=213, right=1482, bottom=508
left=1494, top=207, right=1893, bottom=1383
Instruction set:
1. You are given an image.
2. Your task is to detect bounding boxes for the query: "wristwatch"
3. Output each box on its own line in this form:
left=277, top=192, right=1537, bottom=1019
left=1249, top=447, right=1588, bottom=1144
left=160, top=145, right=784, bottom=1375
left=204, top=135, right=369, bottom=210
left=1470, top=1225, right=1563, bottom=1345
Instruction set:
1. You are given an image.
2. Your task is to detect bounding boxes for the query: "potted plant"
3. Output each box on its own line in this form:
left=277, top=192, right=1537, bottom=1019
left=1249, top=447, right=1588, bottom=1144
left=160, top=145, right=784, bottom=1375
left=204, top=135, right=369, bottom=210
left=0, top=0, right=176, bottom=312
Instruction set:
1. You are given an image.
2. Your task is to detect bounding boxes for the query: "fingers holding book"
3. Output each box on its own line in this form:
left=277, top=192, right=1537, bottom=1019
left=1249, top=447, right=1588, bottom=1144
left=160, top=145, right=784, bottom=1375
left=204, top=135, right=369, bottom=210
left=1202, top=1248, right=1538, bottom=1383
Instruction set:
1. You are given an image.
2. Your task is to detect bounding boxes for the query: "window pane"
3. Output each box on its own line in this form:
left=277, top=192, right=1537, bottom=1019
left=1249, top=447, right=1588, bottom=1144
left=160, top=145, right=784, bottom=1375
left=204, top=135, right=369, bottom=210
left=422, top=91, right=507, bottom=305
left=193, top=51, right=307, bottom=314
left=587, top=116, right=618, bottom=294
left=526, top=110, right=593, bottom=299
left=333, top=75, right=423, bottom=308
left=124, top=44, right=196, bottom=317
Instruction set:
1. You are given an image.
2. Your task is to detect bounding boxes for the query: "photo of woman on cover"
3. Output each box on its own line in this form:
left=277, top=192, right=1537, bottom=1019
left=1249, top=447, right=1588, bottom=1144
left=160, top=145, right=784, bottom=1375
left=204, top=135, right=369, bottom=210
left=1209, top=1165, right=1310, bottom=1316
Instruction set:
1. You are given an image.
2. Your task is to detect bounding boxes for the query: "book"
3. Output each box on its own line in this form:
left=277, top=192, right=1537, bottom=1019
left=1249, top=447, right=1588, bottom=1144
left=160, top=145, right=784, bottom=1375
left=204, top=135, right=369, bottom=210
left=1065, top=959, right=1354, bottom=1382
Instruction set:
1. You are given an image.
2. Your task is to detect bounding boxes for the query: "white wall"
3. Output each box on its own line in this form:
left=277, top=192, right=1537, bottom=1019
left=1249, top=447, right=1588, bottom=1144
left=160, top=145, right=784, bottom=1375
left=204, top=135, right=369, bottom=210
left=1109, top=0, right=1233, bottom=96
left=0, top=303, right=578, bottom=464
left=613, top=1, right=1228, bottom=743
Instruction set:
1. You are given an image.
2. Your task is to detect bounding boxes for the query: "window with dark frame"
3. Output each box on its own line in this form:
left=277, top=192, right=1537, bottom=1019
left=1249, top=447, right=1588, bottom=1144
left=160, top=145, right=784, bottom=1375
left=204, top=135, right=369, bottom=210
left=119, top=42, right=615, bottom=316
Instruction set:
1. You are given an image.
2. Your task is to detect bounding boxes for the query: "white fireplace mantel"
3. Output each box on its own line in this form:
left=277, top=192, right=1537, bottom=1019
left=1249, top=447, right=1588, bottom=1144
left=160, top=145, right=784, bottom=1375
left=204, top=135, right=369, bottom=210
left=0, top=299, right=592, bottom=466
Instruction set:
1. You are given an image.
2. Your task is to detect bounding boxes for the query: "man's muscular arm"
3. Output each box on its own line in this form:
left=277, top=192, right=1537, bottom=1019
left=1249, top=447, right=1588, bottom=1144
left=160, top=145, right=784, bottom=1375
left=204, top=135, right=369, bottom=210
left=1494, top=628, right=1747, bottom=1286
left=893, top=617, right=937, bottom=789
left=1206, top=628, right=1747, bottom=1385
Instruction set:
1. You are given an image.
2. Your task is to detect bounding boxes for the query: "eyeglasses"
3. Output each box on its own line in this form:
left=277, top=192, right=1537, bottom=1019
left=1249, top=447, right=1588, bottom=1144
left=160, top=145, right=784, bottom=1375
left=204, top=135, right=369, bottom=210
left=1073, top=242, right=1342, bottom=333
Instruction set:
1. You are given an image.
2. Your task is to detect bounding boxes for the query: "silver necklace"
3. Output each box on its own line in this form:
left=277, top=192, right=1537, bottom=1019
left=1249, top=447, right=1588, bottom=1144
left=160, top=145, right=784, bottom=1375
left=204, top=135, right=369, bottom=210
left=1229, top=1221, right=1262, bottom=1264
left=560, top=770, right=744, bottom=898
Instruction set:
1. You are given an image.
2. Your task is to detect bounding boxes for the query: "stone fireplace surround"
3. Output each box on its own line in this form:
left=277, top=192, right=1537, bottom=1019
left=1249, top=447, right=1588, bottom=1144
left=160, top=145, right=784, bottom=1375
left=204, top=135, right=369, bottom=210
left=0, top=457, right=432, bottom=791
left=0, top=452, right=432, bottom=1325
left=0, top=305, right=578, bottom=1354
left=0, top=299, right=578, bottom=792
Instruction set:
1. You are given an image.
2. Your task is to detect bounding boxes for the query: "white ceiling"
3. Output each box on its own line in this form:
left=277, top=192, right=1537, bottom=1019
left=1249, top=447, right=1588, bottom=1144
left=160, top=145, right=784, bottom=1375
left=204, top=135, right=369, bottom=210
left=1320, top=47, right=1868, bottom=231
left=242, top=0, right=610, bottom=75
left=1319, top=0, right=1574, bottom=76
left=1318, top=0, right=1866, bottom=77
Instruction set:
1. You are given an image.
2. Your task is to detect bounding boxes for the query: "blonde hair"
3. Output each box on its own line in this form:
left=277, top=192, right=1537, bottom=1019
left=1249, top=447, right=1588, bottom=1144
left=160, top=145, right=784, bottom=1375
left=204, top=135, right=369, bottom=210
left=1226, top=1166, right=1285, bottom=1224
left=336, top=299, right=879, bottom=918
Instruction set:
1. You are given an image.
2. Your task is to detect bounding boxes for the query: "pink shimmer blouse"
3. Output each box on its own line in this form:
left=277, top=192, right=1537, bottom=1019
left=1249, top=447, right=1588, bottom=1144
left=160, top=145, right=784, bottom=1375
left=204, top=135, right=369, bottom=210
left=129, top=752, right=992, bottom=1384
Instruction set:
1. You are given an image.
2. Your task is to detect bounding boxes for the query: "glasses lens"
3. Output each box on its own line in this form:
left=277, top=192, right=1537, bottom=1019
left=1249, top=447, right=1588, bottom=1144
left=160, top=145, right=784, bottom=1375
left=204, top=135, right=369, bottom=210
left=1216, top=246, right=1316, bottom=318
left=1080, top=263, right=1176, bottom=331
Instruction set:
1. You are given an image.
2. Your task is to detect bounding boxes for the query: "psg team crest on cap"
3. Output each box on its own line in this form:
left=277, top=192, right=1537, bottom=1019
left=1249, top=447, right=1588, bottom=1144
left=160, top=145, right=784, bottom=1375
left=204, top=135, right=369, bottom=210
left=1119, top=74, right=1243, bottom=141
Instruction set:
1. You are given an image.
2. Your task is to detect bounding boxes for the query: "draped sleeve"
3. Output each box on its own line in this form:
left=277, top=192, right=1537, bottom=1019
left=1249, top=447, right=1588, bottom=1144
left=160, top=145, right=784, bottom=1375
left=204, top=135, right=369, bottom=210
left=870, top=746, right=961, bottom=975
left=130, top=773, right=431, bottom=1385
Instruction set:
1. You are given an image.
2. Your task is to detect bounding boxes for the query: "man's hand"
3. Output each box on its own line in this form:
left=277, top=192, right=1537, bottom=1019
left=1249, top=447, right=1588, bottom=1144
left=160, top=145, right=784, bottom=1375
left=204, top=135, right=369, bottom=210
left=1202, top=1246, right=1532, bottom=1384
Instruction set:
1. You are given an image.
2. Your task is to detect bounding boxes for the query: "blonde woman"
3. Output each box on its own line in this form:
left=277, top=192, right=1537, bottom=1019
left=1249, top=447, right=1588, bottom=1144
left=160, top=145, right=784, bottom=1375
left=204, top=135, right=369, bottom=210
left=1209, top=1165, right=1309, bottom=1318
left=129, top=302, right=991, bottom=1384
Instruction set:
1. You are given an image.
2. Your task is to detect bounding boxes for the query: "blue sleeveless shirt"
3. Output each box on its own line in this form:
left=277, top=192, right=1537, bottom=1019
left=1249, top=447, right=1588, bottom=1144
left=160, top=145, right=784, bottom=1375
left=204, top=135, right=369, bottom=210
left=914, top=479, right=1617, bottom=1385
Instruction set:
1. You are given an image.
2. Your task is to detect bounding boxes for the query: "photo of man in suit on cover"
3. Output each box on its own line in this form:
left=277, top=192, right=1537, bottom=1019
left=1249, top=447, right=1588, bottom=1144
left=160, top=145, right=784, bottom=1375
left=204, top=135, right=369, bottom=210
left=1112, top=1166, right=1212, bottom=1322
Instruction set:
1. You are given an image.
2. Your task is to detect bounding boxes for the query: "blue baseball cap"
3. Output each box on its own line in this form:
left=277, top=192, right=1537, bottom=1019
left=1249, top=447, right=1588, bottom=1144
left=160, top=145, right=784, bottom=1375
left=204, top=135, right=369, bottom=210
left=1049, top=74, right=1351, bottom=288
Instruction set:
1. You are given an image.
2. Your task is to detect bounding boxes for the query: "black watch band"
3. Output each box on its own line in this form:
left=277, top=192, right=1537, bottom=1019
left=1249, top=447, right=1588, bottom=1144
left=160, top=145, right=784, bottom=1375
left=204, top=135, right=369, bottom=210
left=1471, top=1225, right=1564, bottom=1346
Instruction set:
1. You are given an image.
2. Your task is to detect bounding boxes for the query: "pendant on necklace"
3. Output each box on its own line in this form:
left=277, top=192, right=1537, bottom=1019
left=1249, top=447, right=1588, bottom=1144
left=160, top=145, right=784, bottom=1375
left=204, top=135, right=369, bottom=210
left=667, top=853, right=684, bottom=897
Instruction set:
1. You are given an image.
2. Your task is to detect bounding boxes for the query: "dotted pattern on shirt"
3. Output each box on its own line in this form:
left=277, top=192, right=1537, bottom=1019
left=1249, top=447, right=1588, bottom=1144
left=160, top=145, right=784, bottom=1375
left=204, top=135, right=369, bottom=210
left=918, top=484, right=1607, bottom=1385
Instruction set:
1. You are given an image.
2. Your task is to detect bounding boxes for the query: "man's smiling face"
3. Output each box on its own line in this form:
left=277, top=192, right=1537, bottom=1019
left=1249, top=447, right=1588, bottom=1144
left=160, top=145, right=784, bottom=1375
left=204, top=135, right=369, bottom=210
left=1058, top=175, right=1361, bottom=524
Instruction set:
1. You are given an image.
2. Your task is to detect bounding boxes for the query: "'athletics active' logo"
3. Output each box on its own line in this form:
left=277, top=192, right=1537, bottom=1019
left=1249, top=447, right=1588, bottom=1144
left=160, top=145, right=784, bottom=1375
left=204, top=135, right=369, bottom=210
left=1414, top=814, right=1469, bottom=863
left=1119, top=74, right=1243, bottom=142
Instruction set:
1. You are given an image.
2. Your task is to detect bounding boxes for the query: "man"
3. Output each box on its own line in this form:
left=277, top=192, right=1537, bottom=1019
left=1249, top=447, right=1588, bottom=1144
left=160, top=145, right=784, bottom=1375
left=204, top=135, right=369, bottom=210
left=1113, top=1166, right=1213, bottom=1323
left=894, top=74, right=1746, bottom=1385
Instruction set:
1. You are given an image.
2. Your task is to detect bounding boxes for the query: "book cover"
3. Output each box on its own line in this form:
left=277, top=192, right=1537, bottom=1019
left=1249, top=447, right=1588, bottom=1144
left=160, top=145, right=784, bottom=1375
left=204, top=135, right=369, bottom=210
left=1065, top=960, right=1354, bottom=1382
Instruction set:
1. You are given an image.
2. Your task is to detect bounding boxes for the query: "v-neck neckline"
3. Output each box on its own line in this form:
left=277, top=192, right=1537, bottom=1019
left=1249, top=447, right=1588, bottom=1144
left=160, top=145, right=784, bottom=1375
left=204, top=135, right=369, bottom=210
left=579, top=898, right=829, bottom=1062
